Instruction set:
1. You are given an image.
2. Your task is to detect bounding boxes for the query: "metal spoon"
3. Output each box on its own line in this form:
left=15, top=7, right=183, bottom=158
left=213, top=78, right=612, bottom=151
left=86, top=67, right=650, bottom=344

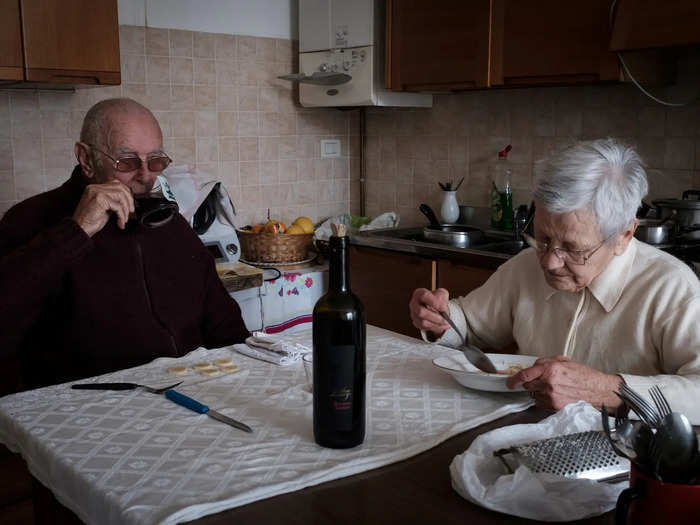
left=438, top=310, right=498, bottom=374
left=650, top=412, right=698, bottom=483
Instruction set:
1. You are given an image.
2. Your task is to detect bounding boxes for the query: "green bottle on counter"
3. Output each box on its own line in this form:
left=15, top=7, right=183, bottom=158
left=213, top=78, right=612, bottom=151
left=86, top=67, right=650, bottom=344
left=491, top=145, right=513, bottom=230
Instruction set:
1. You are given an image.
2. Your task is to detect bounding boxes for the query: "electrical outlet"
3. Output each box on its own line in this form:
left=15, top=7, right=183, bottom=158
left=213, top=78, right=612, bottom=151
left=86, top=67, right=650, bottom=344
left=320, top=139, right=341, bottom=158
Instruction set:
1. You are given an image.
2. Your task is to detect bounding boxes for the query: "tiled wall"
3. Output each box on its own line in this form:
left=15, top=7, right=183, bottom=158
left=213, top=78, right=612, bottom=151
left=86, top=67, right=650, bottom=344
left=364, top=82, right=700, bottom=227
left=0, top=25, right=360, bottom=227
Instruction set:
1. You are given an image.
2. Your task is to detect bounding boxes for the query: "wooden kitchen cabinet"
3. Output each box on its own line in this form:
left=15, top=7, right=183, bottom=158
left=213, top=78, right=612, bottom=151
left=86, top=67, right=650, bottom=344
left=386, top=0, right=618, bottom=91
left=610, top=0, right=700, bottom=51
left=0, top=0, right=23, bottom=81
left=350, top=245, right=502, bottom=338
left=0, top=0, right=120, bottom=85
left=436, top=259, right=494, bottom=297
left=386, top=0, right=491, bottom=91
left=350, top=246, right=435, bottom=338
left=490, top=0, right=619, bottom=86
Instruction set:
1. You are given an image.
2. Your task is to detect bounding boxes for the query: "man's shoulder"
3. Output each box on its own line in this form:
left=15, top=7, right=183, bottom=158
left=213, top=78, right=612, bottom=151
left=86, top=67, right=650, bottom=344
left=1, top=185, right=68, bottom=232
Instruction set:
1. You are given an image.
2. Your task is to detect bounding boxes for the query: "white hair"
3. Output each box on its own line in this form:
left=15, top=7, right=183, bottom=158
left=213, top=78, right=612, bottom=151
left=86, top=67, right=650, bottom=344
left=533, top=138, right=648, bottom=239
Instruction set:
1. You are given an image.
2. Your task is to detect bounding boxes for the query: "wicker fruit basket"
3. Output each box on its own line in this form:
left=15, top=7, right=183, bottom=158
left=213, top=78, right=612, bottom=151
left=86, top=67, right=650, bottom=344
left=237, top=230, right=314, bottom=263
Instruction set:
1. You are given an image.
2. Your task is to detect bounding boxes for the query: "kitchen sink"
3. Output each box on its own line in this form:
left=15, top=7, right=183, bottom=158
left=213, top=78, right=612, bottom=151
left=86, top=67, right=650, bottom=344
left=474, top=240, right=527, bottom=255
left=353, top=227, right=530, bottom=257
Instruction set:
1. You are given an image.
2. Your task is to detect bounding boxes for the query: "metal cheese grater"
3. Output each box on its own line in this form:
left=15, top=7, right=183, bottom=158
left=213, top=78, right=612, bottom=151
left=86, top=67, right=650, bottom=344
left=493, top=430, right=629, bottom=483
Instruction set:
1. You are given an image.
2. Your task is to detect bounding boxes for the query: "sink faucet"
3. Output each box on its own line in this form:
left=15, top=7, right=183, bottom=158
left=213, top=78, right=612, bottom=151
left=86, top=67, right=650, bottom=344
left=513, top=202, right=535, bottom=242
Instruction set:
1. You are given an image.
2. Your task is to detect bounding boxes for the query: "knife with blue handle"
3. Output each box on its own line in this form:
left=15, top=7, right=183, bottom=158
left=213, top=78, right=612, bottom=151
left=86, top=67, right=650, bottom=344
left=164, top=389, right=253, bottom=433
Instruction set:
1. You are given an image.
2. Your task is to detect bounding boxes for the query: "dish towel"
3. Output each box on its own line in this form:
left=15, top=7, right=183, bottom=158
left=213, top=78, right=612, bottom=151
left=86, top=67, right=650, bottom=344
left=450, top=401, right=627, bottom=521
left=234, top=331, right=311, bottom=365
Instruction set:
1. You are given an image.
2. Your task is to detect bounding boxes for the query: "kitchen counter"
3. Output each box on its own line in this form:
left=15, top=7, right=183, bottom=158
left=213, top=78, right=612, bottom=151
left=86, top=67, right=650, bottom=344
left=350, top=226, right=526, bottom=261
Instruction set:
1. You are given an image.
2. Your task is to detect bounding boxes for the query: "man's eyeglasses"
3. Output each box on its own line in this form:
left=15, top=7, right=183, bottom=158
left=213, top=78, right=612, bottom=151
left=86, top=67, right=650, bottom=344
left=89, top=144, right=172, bottom=173
left=521, top=232, right=612, bottom=266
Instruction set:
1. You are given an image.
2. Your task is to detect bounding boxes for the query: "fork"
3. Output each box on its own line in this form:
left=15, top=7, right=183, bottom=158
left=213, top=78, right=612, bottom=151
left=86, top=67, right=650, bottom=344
left=648, top=385, right=672, bottom=418
left=618, top=383, right=661, bottom=428
left=71, top=381, right=183, bottom=394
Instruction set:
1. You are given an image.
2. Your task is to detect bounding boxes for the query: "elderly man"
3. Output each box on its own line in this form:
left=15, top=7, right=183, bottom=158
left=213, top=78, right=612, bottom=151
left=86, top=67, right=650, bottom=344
left=410, top=139, right=700, bottom=422
left=0, top=98, right=249, bottom=390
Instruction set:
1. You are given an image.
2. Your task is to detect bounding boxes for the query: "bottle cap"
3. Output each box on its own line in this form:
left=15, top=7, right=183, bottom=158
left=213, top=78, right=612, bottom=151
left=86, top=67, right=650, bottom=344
left=498, top=144, right=512, bottom=158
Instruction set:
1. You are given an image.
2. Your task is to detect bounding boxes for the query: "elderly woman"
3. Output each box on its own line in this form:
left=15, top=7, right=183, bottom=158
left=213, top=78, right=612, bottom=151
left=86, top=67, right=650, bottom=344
left=410, top=138, right=700, bottom=422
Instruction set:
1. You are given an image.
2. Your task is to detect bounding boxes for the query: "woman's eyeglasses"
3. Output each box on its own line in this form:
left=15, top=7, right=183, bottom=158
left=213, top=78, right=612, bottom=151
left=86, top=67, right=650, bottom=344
left=521, top=232, right=612, bottom=266
left=89, top=144, right=172, bottom=173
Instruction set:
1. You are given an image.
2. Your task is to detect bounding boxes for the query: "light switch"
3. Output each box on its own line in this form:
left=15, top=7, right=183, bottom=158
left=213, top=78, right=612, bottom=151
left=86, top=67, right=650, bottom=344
left=321, top=139, right=341, bottom=158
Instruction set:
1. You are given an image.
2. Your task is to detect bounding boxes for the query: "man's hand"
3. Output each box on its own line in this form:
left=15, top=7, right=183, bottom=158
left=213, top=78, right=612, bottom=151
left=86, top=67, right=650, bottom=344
left=409, top=288, right=450, bottom=338
left=506, top=356, right=623, bottom=410
left=72, top=181, right=134, bottom=237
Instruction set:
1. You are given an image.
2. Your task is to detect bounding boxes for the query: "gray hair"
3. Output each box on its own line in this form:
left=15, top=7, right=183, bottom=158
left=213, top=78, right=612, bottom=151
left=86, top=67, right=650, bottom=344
left=80, top=98, right=158, bottom=149
left=533, top=138, right=648, bottom=239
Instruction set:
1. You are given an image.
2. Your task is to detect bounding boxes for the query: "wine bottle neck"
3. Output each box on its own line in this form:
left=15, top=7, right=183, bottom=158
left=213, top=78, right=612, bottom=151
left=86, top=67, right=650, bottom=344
left=328, top=235, right=350, bottom=292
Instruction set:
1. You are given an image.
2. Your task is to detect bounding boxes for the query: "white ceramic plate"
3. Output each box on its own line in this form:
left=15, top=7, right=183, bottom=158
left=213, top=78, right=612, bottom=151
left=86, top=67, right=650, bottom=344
left=432, top=353, right=538, bottom=392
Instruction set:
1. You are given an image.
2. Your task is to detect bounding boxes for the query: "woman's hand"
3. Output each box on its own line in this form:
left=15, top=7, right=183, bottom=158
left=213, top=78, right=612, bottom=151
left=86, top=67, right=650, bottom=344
left=506, top=355, right=623, bottom=410
left=409, top=288, right=450, bottom=338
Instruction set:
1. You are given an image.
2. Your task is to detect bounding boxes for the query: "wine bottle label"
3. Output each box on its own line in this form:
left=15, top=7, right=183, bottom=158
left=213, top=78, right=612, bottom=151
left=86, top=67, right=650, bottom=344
left=326, top=345, right=355, bottom=431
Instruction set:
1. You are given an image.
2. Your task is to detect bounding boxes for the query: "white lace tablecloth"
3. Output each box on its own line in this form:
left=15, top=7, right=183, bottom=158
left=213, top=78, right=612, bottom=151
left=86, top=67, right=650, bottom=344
left=0, top=326, right=532, bottom=525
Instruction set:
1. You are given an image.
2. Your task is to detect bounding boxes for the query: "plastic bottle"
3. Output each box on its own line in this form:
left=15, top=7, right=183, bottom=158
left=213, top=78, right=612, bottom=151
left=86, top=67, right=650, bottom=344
left=490, top=145, right=513, bottom=230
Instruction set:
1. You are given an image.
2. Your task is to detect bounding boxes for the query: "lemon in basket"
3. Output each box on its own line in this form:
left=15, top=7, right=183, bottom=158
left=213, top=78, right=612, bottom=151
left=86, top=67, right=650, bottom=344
left=286, top=224, right=305, bottom=234
left=292, top=216, right=314, bottom=234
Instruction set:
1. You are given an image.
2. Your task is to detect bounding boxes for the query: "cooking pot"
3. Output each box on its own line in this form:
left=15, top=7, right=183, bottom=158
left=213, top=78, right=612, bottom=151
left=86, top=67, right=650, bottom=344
left=635, top=218, right=672, bottom=245
left=419, top=204, right=484, bottom=247
left=653, top=190, right=700, bottom=230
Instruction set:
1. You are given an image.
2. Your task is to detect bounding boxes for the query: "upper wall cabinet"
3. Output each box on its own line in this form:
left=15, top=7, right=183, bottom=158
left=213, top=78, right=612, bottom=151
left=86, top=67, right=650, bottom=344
left=386, top=0, right=619, bottom=91
left=386, top=0, right=491, bottom=91
left=610, top=0, right=700, bottom=51
left=0, top=0, right=121, bottom=85
left=0, top=0, right=23, bottom=81
left=490, top=0, right=619, bottom=86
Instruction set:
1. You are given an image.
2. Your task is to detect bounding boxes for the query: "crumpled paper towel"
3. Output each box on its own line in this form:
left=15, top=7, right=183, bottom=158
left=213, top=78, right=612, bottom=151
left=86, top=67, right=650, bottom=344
left=450, top=401, right=627, bottom=522
left=234, top=332, right=311, bottom=366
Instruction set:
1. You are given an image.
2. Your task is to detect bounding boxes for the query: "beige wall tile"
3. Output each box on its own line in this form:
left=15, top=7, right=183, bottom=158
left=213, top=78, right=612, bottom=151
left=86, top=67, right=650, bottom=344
left=279, top=159, right=297, bottom=182
left=238, top=36, right=256, bottom=61
left=217, top=111, right=237, bottom=136
left=216, top=60, right=237, bottom=85
left=664, top=138, right=695, bottom=170
left=0, top=169, right=15, bottom=201
left=120, top=26, right=144, bottom=55
left=257, top=37, right=275, bottom=62
left=43, top=139, right=74, bottom=169
left=146, top=56, right=170, bottom=83
left=145, top=84, right=171, bottom=111
left=239, top=161, right=259, bottom=185
left=122, top=54, right=145, bottom=84
left=238, top=87, right=258, bottom=111
left=219, top=137, right=239, bottom=161
left=169, top=138, right=196, bottom=165
left=215, top=34, right=236, bottom=60
left=260, top=137, right=279, bottom=160
left=194, top=59, right=216, bottom=85
left=12, top=111, right=41, bottom=139
left=42, top=111, right=71, bottom=138
left=171, top=58, right=194, bottom=85
left=239, top=137, right=258, bottom=160
left=260, top=161, right=278, bottom=184
left=15, top=170, right=45, bottom=201
left=146, top=28, right=168, bottom=56
left=275, top=39, right=293, bottom=63
left=195, top=111, right=216, bottom=137
left=0, top=140, right=12, bottom=170
left=170, top=85, right=193, bottom=110
left=216, top=85, right=237, bottom=110
left=238, top=112, right=258, bottom=136
left=195, top=86, right=217, bottom=110
left=170, top=29, right=193, bottom=58
left=196, top=137, right=218, bottom=162
left=278, top=136, right=296, bottom=159
left=194, top=32, right=215, bottom=58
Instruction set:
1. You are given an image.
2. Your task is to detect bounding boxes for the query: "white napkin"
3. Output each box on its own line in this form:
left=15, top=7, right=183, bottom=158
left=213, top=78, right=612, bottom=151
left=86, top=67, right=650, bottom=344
left=450, top=401, right=627, bottom=522
left=234, top=331, right=311, bottom=366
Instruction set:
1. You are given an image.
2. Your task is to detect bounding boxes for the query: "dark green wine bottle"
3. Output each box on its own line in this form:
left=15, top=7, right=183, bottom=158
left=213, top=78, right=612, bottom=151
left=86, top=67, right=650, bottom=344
left=312, top=224, right=366, bottom=449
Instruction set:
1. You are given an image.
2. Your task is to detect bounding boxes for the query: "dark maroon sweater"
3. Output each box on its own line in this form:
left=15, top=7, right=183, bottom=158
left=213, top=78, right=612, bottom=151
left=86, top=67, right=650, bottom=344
left=0, top=166, right=249, bottom=389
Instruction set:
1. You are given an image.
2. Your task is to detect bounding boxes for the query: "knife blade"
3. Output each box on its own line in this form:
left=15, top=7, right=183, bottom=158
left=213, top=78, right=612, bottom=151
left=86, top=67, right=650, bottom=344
left=439, top=310, right=499, bottom=374
left=164, top=389, right=253, bottom=433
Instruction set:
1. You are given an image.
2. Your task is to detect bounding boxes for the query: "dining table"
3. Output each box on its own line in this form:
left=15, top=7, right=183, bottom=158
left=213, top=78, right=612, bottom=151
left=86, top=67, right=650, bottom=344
left=0, top=326, right=616, bottom=525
